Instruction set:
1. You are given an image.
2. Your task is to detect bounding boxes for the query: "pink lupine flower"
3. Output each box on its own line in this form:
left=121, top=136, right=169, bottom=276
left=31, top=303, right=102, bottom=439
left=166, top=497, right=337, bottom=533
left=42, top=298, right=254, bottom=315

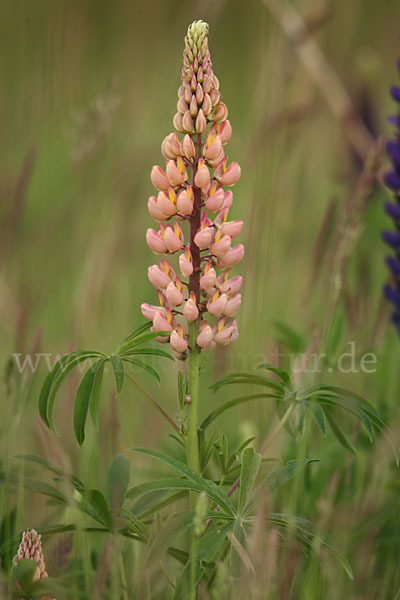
left=194, top=160, right=210, bottom=190
left=179, top=246, right=193, bottom=277
left=216, top=160, right=241, bottom=186
left=224, top=293, right=241, bottom=317
left=176, top=187, right=194, bottom=216
left=182, top=110, right=194, bottom=132
left=219, top=274, right=243, bottom=296
left=146, top=228, right=168, bottom=254
left=207, top=291, right=228, bottom=316
left=205, top=185, right=225, bottom=212
left=157, top=189, right=177, bottom=218
left=219, top=243, right=244, bottom=267
left=181, top=134, right=195, bottom=159
left=151, top=165, right=170, bottom=191
left=183, top=292, right=199, bottom=322
left=173, top=112, right=184, bottom=132
left=210, top=232, right=231, bottom=258
left=141, top=303, right=164, bottom=321
left=148, top=265, right=171, bottom=288
left=153, top=309, right=174, bottom=332
left=13, top=529, right=56, bottom=600
left=214, top=318, right=238, bottom=345
left=221, top=219, right=243, bottom=238
left=204, top=133, right=223, bottom=161
left=200, top=261, right=217, bottom=290
left=143, top=20, right=244, bottom=357
left=212, top=101, right=228, bottom=122
left=13, top=529, right=48, bottom=581
left=194, top=226, right=214, bottom=249
left=196, top=320, right=214, bottom=348
left=195, top=109, right=207, bottom=133
left=211, top=120, right=232, bottom=144
left=166, top=280, right=185, bottom=306
left=166, top=159, right=183, bottom=187
left=161, top=133, right=181, bottom=160
left=164, top=222, right=184, bottom=252
left=148, top=195, right=168, bottom=221
left=170, top=325, right=188, bottom=353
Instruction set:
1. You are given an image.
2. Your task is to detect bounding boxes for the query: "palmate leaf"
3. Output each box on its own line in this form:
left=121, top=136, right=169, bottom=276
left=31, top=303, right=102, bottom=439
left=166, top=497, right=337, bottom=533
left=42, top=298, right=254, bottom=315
left=201, top=393, right=281, bottom=431
left=264, top=513, right=354, bottom=580
left=39, top=321, right=173, bottom=445
left=300, top=383, right=398, bottom=462
left=130, top=448, right=236, bottom=516
left=210, top=372, right=286, bottom=395
left=238, top=448, right=262, bottom=513
left=123, top=357, right=161, bottom=383
left=39, top=350, right=107, bottom=429
left=74, top=359, right=106, bottom=445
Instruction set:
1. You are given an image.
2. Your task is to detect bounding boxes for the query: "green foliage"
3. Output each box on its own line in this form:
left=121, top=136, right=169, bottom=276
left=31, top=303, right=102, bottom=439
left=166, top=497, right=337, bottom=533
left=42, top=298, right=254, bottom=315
left=210, top=366, right=397, bottom=461
left=38, top=323, right=173, bottom=445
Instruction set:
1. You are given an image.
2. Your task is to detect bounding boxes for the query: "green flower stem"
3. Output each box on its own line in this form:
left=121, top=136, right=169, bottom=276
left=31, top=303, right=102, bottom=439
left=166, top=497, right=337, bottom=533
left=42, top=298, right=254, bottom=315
left=187, top=320, right=201, bottom=599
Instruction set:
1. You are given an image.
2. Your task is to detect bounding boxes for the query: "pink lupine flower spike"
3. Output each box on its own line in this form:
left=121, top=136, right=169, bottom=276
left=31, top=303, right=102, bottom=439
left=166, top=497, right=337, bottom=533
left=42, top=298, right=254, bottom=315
left=142, top=20, right=244, bottom=358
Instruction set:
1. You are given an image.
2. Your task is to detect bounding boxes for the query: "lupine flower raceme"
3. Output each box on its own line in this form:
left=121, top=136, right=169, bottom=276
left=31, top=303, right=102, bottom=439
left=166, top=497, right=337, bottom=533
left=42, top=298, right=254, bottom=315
left=13, top=529, right=55, bottom=600
left=383, top=56, right=400, bottom=334
left=142, top=20, right=244, bottom=358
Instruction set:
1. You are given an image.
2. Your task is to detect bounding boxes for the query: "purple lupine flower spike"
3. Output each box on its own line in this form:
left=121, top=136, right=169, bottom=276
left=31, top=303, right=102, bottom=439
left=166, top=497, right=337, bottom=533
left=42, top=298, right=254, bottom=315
left=383, top=55, right=400, bottom=333
left=142, top=20, right=244, bottom=358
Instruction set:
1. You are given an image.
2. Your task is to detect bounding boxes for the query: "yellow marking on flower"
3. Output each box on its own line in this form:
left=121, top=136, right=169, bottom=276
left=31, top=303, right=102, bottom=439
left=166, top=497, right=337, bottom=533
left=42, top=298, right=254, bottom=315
left=168, top=187, right=177, bottom=203
left=217, top=317, right=225, bottom=332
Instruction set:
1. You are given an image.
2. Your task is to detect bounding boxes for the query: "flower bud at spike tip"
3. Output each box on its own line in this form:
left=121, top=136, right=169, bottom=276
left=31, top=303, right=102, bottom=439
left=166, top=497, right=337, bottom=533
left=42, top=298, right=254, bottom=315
left=181, top=134, right=195, bottom=159
left=151, top=165, right=169, bottom=191
left=196, top=109, right=207, bottom=133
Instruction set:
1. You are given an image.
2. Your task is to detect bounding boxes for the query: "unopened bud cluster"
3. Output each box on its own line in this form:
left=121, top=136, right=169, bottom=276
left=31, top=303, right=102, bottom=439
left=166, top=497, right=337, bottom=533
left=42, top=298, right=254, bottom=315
left=142, top=21, right=244, bottom=359
left=13, top=529, right=55, bottom=599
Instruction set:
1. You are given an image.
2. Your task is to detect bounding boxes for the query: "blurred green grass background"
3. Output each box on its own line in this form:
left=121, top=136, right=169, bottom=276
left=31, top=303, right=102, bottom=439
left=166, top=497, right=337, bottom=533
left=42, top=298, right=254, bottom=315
left=1, top=0, right=400, bottom=597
